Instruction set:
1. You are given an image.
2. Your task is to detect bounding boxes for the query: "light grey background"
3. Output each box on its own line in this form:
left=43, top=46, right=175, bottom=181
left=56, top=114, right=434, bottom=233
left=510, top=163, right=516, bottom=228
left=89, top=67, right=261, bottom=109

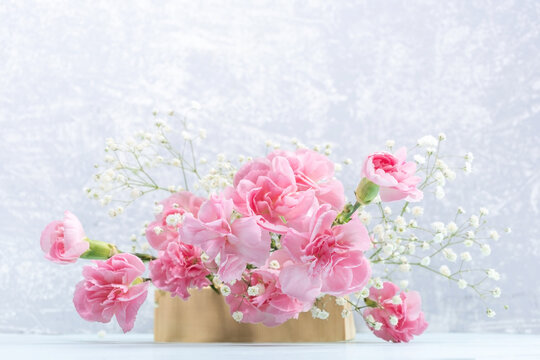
left=0, top=0, right=538, bottom=335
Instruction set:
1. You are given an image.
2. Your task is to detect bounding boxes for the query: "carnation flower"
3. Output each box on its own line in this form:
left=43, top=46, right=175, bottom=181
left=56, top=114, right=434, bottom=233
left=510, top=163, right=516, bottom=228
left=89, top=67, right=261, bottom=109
left=40, top=211, right=89, bottom=264
left=225, top=268, right=307, bottom=326
left=278, top=204, right=372, bottom=304
left=149, top=242, right=212, bottom=300
left=73, top=254, right=149, bottom=333
left=180, top=195, right=270, bottom=282
left=226, top=149, right=344, bottom=233
left=363, top=282, right=428, bottom=343
left=361, top=148, right=423, bottom=203
left=145, top=192, right=205, bottom=250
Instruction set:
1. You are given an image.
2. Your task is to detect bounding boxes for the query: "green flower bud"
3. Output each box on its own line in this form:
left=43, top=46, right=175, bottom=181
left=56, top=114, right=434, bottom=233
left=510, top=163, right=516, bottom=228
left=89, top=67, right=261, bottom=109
left=355, top=178, right=379, bottom=205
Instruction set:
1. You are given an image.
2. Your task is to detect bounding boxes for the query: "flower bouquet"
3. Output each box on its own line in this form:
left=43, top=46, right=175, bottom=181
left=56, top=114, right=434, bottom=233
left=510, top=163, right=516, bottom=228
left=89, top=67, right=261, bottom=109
left=40, top=110, right=506, bottom=343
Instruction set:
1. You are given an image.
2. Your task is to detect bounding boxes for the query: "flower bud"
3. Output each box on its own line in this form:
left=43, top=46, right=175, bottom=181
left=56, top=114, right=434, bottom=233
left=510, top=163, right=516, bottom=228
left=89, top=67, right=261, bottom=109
left=355, top=178, right=380, bottom=205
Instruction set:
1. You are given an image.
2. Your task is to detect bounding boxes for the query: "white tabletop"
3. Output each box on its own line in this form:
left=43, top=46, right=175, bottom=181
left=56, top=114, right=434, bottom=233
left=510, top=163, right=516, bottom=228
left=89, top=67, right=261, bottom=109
left=2, top=333, right=539, bottom=360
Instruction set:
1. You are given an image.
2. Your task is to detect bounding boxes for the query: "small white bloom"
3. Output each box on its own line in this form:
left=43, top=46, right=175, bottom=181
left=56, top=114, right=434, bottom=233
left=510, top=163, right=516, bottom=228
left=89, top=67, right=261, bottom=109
left=457, top=279, right=468, bottom=289
left=439, top=265, right=451, bottom=277
left=130, top=189, right=143, bottom=199
left=480, top=207, right=489, bottom=216
left=343, top=158, right=353, bottom=165
left=446, top=222, right=458, bottom=234
left=466, top=231, right=476, bottom=240
left=358, top=210, right=372, bottom=225
left=382, top=244, right=394, bottom=256
left=232, top=311, right=243, bottom=322
left=365, top=314, right=375, bottom=324
left=318, top=310, right=330, bottom=320
left=373, top=322, right=383, bottom=331
left=116, top=206, right=124, bottom=214
left=412, top=206, right=424, bottom=217
left=395, top=216, right=406, bottom=227
left=399, top=263, right=411, bottom=272
left=443, top=248, right=457, bottom=262
left=269, top=260, right=280, bottom=269
left=399, top=280, right=409, bottom=289
left=200, top=253, right=210, bottom=262
left=373, top=278, right=384, bottom=289
left=335, top=297, right=347, bottom=306
left=432, top=221, right=446, bottom=233
left=421, top=241, right=430, bottom=250
left=486, top=309, right=496, bottom=318
left=464, top=152, right=474, bottom=161
left=220, top=285, right=231, bottom=296
left=460, top=251, right=472, bottom=262
left=469, top=215, right=480, bottom=228
left=464, top=239, right=474, bottom=247
left=491, top=287, right=502, bottom=298
left=384, top=207, right=392, bottom=216
left=391, top=295, right=402, bottom=305
left=166, top=213, right=183, bottom=227
left=154, top=204, right=164, bottom=215
left=386, top=140, right=395, bottom=148
left=108, top=208, right=117, bottom=218
left=341, top=309, right=350, bottom=318
left=153, top=226, right=164, bottom=235
left=199, top=128, right=207, bottom=139
left=433, top=233, right=444, bottom=243
left=97, top=330, right=106, bottom=338
left=413, top=154, right=426, bottom=165
left=389, top=315, right=399, bottom=326
left=435, top=186, right=445, bottom=199
left=487, top=269, right=500, bottom=280
left=480, top=244, right=491, bottom=256
left=438, top=132, right=446, bottom=141
left=247, top=286, right=260, bottom=296
left=434, top=171, right=446, bottom=185
left=417, top=135, right=438, bottom=148
left=334, top=163, right=342, bottom=172
left=420, top=256, right=431, bottom=266
left=457, top=206, right=466, bottom=214
left=360, top=287, right=370, bottom=298
left=489, top=230, right=500, bottom=241
left=181, top=131, right=194, bottom=141
left=504, top=227, right=512, bottom=233
left=141, top=242, right=150, bottom=252
left=464, top=162, right=472, bottom=174
left=407, top=243, right=416, bottom=255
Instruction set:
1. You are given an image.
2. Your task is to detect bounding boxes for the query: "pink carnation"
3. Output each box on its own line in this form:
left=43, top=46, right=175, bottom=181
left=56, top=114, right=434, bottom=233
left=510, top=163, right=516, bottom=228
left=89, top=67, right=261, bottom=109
left=146, top=191, right=205, bottom=250
left=362, top=148, right=423, bottom=202
left=149, top=242, right=212, bottom=300
left=279, top=204, right=372, bottom=303
left=363, top=282, right=428, bottom=343
left=40, top=211, right=89, bottom=264
left=227, top=149, right=344, bottom=233
left=73, top=253, right=149, bottom=333
left=225, top=268, right=306, bottom=326
left=180, top=195, right=270, bottom=283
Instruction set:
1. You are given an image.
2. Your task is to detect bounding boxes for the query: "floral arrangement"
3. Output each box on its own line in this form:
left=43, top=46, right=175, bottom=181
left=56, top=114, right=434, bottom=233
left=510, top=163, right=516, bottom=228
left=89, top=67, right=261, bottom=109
left=40, top=110, right=507, bottom=342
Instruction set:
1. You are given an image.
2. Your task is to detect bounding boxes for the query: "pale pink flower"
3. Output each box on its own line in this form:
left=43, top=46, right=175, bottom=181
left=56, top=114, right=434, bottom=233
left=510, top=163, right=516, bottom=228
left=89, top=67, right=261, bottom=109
left=73, top=253, right=149, bottom=333
left=227, top=149, right=344, bottom=234
left=146, top=191, right=205, bottom=250
left=149, top=242, right=212, bottom=300
left=180, top=195, right=270, bottom=282
left=363, top=281, right=428, bottom=343
left=224, top=268, right=306, bottom=326
left=362, top=148, right=423, bottom=202
left=40, top=211, right=89, bottom=264
left=279, top=204, right=372, bottom=303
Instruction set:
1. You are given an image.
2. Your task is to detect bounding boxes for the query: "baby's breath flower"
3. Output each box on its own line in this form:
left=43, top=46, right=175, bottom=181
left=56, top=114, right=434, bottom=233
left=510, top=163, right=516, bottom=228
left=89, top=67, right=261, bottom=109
left=489, top=230, right=500, bottom=241
left=479, top=207, right=489, bottom=216
left=469, top=215, right=480, bottom=228
left=391, top=295, right=402, bottom=305
left=443, top=248, right=457, bottom=262
left=417, top=135, right=438, bottom=148
left=341, top=309, right=350, bottom=318
left=435, top=186, right=445, bottom=199
left=486, top=309, right=496, bottom=318
left=384, top=207, right=392, bottom=216
left=487, top=269, right=500, bottom=280
left=269, top=260, right=280, bottom=269
left=460, top=252, right=472, bottom=262
left=220, top=285, right=231, bottom=296
left=335, top=297, right=347, bottom=306
left=439, top=265, right=451, bottom=277
left=360, top=287, right=370, bottom=298
left=318, top=310, right=330, bottom=320
left=480, top=244, right=491, bottom=256
left=412, top=206, right=424, bottom=217
left=386, top=140, right=395, bottom=148
left=446, top=222, right=458, bottom=234
left=491, top=287, right=501, bottom=298
left=232, top=311, right=243, bottom=322
left=389, top=315, right=399, bottom=326
left=457, top=279, right=468, bottom=289
left=399, top=280, right=409, bottom=289
left=420, top=256, right=431, bottom=266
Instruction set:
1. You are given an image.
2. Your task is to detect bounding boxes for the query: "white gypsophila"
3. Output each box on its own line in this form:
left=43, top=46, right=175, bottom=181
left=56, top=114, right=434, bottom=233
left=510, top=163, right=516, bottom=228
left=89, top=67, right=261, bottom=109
left=341, top=309, right=350, bottom=318
left=460, top=252, right=472, bottom=262
left=141, top=242, right=150, bottom=252
left=420, top=256, right=431, bottom=266
left=399, top=280, right=409, bottom=289
left=491, top=287, right=502, bottom=298
left=343, top=158, right=353, bottom=165
left=407, top=243, right=416, bottom=255
left=335, top=297, right=346, bottom=306
left=457, top=206, right=466, bottom=214
left=466, top=231, right=475, bottom=240
left=433, top=233, right=444, bottom=243
left=481, top=244, right=492, bottom=256
left=434, top=171, right=445, bottom=186
left=421, top=241, right=430, bottom=250
left=399, top=263, right=411, bottom=272
left=435, top=186, right=445, bottom=199
left=443, top=248, right=457, bottom=262
left=360, top=287, right=370, bottom=298
left=311, top=307, right=321, bottom=319
left=464, top=162, right=472, bottom=174
left=247, top=286, right=260, bottom=296
left=413, top=154, right=426, bottom=164
left=487, top=269, right=501, bottom=281
left=432, top=221, right=446, bottom=234
left=373, top=322, right=383, bottom=331
left=486, top=309, right=496, bottom=318
left=269, top=260, right=280, bottom=269
left=391, top=295, right=402, bottom=305
left=504, top=227, right=512, bottom=233
left=153, top=204, right=164, bottom=215
left=489, top=230, right=500, bottom=241
left=165, top=213, right=183, bottom=227
left=384, top=206, right=392, bottom=216
left=153, top=226, right=163, bottom=235
left=446, top=222, right=458, bottom=234
left=373, top=278, right=384, bottom=289
left=464, top=152, right=474, bottom=162
left=395, top=216, right=406, bottom=227
left=389, top=315, right=399, bottom=326
left=417, top=135, right=438, bottom=148
left=318, top=310, right=330, bottom=320
left=358, top=210, right=372, bottom=225
left=232, top=311, right=243, bottom=322
left=464, top=239, right=474, bottom=247
left=469, top=215, right=480, bottom=228
left=480, top=207, right=489, bottom=216
left=220, top=285, right=231, bottom=296
left=200, top=253, right=210, bottom=262
left=444, top=169, right=457, bottom=180
left=457, top=279, right=468, bottom=289
left=439, top=265, right=451, bottom=277
left=438, top=132, right=447, bottom=141
left=386, top=139, right=395, bottom=148
left=412, top=206, right=424, bottom=216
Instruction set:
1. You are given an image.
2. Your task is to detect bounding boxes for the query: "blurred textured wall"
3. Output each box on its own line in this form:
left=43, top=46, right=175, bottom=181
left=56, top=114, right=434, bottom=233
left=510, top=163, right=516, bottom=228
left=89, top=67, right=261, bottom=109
left=0, top=0, right=538, bottom=334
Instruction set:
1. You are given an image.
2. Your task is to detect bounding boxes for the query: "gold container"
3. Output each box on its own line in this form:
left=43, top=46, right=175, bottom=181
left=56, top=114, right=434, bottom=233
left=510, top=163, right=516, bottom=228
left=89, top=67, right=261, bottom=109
left=154, top=288, right=356, bottom=342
